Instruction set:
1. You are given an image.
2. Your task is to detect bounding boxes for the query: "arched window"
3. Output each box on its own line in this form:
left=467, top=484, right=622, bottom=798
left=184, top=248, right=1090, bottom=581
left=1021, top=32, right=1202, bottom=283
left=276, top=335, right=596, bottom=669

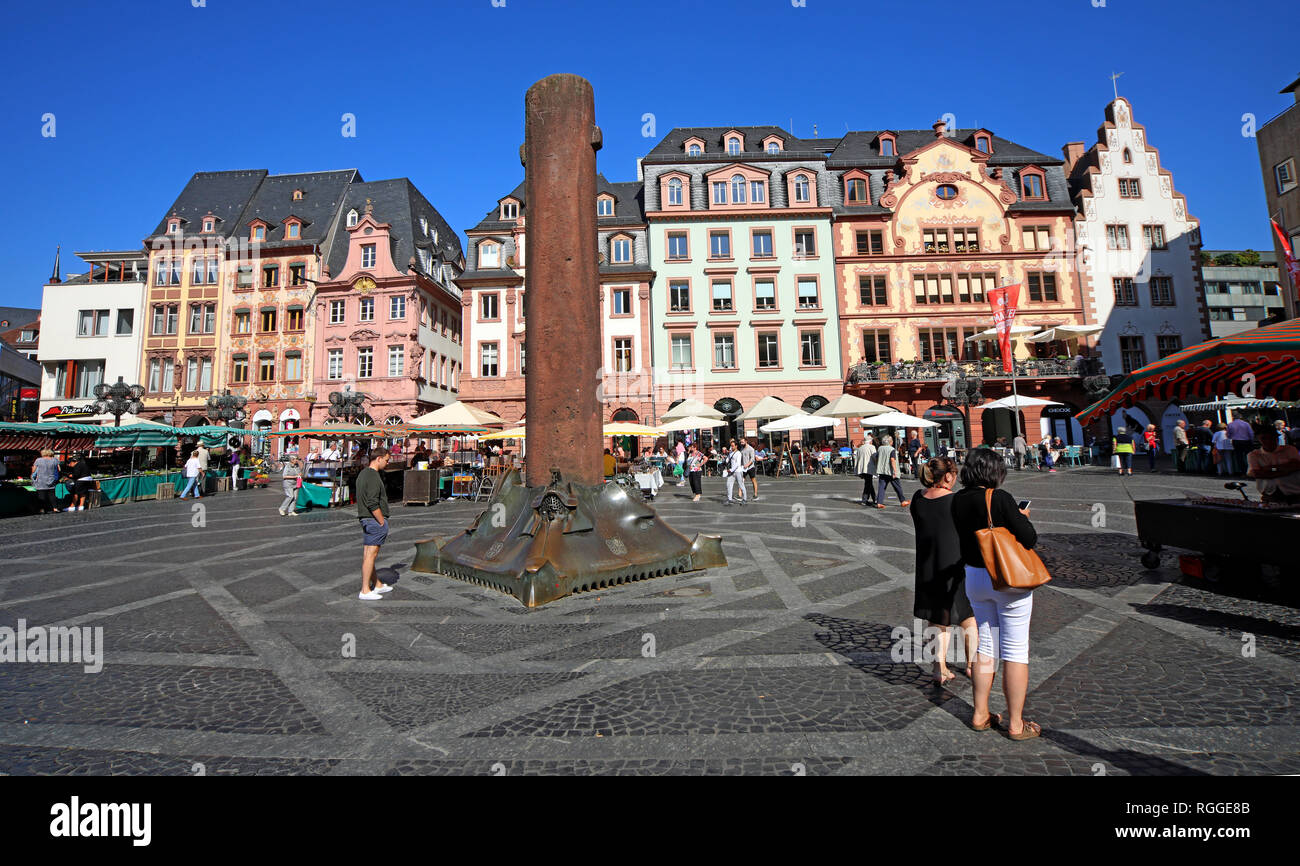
left=881, top=138, right=895, bottom=156
left=1123, top=148, right=1133, bottom=164
left=767, top=142, right=780, bottom=154
left=975, top=134, right=991, bottom=154
left=731, top=174, right=746, bottom=203
left=794, top=174, right=810, bottom=202
left=687, top=143, right=701, bottom=156
left=845, top=177, right=867, bottom=203
left=667, top=177, right=683, bottom=206
left=727, top=137, right=741, bottom=155
left=346, top=209, right=358, bottom=227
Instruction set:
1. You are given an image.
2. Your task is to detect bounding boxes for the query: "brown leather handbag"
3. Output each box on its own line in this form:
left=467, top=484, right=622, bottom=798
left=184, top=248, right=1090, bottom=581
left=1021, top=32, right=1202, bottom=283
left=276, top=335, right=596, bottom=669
left=976, top=488, right=1052, bottom=590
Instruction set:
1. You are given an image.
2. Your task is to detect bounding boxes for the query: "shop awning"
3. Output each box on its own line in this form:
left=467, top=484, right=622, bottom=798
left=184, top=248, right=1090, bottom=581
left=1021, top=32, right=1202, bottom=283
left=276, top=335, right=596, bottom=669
left=1077, top=319, right=1300, bottom=425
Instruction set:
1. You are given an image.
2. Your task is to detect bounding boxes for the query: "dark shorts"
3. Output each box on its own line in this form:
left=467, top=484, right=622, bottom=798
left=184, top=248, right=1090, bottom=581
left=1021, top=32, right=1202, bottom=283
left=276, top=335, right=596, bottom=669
left=360, top=517, right=389, bottom=547
left=74, top=480, right=94, bottom=496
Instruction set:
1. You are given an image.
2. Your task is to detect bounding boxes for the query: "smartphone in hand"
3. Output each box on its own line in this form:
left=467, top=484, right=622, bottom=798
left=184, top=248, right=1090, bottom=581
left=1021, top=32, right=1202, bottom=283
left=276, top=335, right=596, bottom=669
left=1018, top=500, right=1031, bottom=510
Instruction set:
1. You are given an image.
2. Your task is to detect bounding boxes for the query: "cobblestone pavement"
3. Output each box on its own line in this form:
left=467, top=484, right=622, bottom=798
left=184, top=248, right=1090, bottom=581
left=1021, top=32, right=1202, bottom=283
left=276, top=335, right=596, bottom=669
left=1, top=466, right=1295, bottom=775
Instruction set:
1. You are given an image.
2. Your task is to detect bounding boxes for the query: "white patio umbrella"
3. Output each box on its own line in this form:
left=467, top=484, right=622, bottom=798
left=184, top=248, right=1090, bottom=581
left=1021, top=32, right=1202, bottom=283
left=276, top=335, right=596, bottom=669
left=813, top=393, right=892, bottom=419
left=659, top=415, right=728, bottom=432
left=1025, top=324, right=1104, bottom=343
left=738, top=396, right=800, bottom=421
left=859, top=411, right=938, bottom=428
left=408, top=401, right=504, bottom=428
left=660, top=399, right=724, bottom=421
left=758, top=412, right=837, bottom=433
left=980, top=395, right=1063, bottom=410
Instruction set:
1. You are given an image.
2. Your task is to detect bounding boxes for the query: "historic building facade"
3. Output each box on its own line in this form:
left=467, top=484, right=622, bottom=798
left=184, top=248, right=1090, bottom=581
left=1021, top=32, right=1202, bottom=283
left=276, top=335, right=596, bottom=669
left=1064, top=97, right=1210, bottom=442
left=309, top=181, right=464, bottom=429
left=457, top=176, right=654, bottom=426
left=1258, top=76, right=1300, bottom=319
left=829, top=121, right=1094, bottom=448
left=642, top=127, right=844, bottom=440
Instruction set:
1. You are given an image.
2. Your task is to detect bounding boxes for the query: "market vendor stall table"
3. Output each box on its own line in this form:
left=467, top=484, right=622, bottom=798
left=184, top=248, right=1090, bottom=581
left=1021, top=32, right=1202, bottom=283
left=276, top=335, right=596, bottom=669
left=295, top=482, right=335, bottom=510
left=1135, top=497, right=1300, bottom=577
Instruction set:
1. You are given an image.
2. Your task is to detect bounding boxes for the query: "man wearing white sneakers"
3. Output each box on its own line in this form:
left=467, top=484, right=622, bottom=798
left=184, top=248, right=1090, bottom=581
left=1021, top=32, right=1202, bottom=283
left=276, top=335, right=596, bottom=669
left=356, top=448, right=394, bottom=600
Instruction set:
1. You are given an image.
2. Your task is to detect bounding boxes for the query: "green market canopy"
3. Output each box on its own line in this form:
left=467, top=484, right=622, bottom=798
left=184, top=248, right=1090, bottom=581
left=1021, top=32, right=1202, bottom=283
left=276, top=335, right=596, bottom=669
left=1077, top=319, right=1300, bottom=425
left=0, top=421, right=230, bottom=451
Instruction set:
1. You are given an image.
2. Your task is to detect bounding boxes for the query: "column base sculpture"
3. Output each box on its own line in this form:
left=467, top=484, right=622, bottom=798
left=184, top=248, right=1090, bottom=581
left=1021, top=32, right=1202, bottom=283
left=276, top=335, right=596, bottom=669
left=412, top=469, right=726, bottom=608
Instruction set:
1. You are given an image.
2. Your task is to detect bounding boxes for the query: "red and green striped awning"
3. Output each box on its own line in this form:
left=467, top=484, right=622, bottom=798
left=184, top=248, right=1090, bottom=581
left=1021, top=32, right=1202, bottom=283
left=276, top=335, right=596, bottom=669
left=1077, top=318, right=1300, bottom=425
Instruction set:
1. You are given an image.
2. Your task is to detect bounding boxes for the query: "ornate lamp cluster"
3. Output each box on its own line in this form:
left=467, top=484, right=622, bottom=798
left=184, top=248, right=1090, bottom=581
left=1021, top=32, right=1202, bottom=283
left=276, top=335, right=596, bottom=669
left=206, top=390, right=248, bottom=424
left=327, top=386, right=368, bottom=421
left=91, top=376, right=145, bottom=427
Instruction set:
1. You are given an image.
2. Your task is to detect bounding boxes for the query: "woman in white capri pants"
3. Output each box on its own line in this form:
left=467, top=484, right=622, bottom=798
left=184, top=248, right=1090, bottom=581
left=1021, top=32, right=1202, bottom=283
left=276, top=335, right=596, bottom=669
left=950, top=447, right=1041, bottom=740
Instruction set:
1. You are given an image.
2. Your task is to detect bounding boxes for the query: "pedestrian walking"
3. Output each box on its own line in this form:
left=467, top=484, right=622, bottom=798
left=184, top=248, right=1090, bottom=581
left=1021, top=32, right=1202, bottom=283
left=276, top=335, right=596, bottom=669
left=1226, top=414, right=1254, bottom=476
left=179, top=450, right=203, bottom=499
left=1173, top=420, right=1189, bottom=472
left=741, top=438, right=758, bottom=500
left=910, top=455, right=977, bottom=685
left=1143, top=424, right=1160, bottom=471
left=279, top=455, right=303, bottom=516
left=229, top=447, right=241, bottom=491
left=68, top=452, right=94, bottom=511
left=1012, top=434, right=1027, bottom=471
left=723, top=441, right=747, bottom=505
left=31, top=448, right=61, bottom=514
left=686, top=443, right=705, bottom=502
left=1212, top=423, right=1234, bottom=476
left=356, top=448, right=393, bottom=600
left=951, top=447, right=1041, bottom=740
left=196, top=442, right=210, bottom=475
left=907, top=432, right=923, bottom=478
left=1112, top=428, right=1135, bottom=476
left=874, top=435, right=910, bottom=508
left=854, top=436, right=877, bottom=505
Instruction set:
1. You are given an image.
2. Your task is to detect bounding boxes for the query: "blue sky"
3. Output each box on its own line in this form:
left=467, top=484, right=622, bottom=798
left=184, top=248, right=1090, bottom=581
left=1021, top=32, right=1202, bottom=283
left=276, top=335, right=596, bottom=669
left=0, top=0, right=1289, bottom=309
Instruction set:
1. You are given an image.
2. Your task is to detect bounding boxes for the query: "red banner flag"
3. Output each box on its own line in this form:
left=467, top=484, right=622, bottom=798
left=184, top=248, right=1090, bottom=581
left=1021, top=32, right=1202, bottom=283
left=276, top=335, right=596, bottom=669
left=1271, top=219, right=1300, bottom=296
left=987, top=282, right=1022, bottom=373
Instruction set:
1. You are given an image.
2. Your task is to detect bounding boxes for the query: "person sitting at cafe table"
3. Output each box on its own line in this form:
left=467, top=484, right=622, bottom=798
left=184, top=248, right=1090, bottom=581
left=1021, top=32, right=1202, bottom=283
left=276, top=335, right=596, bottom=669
left=1247, top=422, right=1300, bottom=505
left=603, top=448, right=617, bottom=479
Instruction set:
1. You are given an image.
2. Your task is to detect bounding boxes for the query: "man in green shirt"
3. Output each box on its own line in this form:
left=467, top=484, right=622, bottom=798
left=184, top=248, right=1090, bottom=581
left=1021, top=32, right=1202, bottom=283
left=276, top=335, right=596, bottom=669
left=356, top=449, right=393, bottom=600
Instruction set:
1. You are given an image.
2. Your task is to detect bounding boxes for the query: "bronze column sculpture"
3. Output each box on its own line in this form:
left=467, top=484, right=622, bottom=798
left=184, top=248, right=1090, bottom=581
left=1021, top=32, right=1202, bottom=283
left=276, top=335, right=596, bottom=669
left=412, top=74, right=725, bottom=607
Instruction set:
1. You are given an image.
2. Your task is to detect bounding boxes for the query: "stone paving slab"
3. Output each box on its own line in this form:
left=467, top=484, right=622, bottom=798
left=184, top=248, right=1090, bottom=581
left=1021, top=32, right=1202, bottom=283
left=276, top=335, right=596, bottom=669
left=0, top=468, right=1295, bottom=775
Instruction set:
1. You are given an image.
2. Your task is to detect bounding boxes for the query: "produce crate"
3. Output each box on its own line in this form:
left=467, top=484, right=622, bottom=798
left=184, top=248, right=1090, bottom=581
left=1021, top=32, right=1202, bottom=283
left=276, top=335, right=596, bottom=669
left=156, top=482, right=175, bottom=500
left=213, top=476, right=230, bottom=493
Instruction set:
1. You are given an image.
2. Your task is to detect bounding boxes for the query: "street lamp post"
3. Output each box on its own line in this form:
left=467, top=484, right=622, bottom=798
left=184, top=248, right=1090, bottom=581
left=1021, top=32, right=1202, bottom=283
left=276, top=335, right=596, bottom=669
left=91, top=376, right=145, bottom=427
left=328, top=386, right=368, bottom=422
left=206, top=390, right=248, bottom=426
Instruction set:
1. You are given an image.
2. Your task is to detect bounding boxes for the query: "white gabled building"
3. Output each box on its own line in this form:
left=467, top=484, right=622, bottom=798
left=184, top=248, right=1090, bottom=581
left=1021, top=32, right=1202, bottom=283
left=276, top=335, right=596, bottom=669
left=1065, top=97, right=1211, bottom=384
left=37, top=251, right=147, bottom=418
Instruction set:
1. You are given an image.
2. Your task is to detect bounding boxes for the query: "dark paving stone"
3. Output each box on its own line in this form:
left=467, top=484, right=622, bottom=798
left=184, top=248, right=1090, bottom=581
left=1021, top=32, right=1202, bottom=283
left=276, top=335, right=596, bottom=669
left=710, top=592, right=787, bottom=611
left=528, top=618, right=760, bottom=660
left=383, top=756, right=856, bottom=776
left=800, top=568, right=887, bottom=603
left=0, top=745, right=339, bottom=776
left=1030, top=620, right=1300, bottom=728
left=408, top=622, right=605, bottom=655
left=333, top=671, right=585, bottom=731
left=1133, top=582, right=1300, bottom=662
left=1037, top=533, right=1170, bottom=595
left=225, top=575, right=301, bottom=608
left=91, top=594, right=254, bottom=655
left=0, top=572, right=189, bottom=627
left=0, top=664, right=327, bottom=734
left=274, top=623, right=421, bottom=661
left=465, top=666, right=954, bottom=738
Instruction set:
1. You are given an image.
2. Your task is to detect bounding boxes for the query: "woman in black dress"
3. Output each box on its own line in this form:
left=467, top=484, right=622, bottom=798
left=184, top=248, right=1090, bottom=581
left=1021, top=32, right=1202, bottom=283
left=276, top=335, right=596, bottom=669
left=909, top=455, right=977, bottom=684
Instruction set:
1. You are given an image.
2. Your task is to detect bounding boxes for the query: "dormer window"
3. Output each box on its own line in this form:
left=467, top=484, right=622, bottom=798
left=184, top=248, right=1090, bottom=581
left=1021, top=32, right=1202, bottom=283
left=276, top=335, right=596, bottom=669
left=727, top=137, right=742, bottom=156
left=763, top=135, right=783, bottom=154
left=292, top=189, right=304, bottom=201
left=286, top=221, right=300, bottom=239
left=251, top=225, right=266, bottom=242
left=610, top=235, right=632, bottom=264
left=667, top=177, right=683, bottom=206
left=878, top=133, right=897, bottom=157
left=479, top=241, right=500, bottom=269
left=167, top=219, right=180, bottom=235
left=346, top=209, right=359, bottom=227
left=500, top=200, right=519, bottom=220
left=975, top=134, right=992, bottom=154
left=597, top=196, right=614, bottom=217
left=844, top=174, right=869, bottom=204
left=1020, top=166, right=1047, bottom=200
left=687, top=143, right=701, bottom=156
left=202, top=218, right=214, bottom=233
left=793, top=174, right=810, bottom=203
left=683, top=136, right=705, bottom=157
left=730, top=175, right=747, bottom=204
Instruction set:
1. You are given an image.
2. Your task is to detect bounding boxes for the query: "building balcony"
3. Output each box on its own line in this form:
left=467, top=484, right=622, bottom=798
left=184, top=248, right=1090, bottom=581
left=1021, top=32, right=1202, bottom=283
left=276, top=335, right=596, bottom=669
left=846, top=357, right=1106, bottom=385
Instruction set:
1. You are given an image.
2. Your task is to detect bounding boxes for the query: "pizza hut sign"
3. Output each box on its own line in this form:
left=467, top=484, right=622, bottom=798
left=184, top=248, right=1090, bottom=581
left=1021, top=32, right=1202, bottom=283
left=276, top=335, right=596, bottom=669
left=41, top=404, right=97, bottom=419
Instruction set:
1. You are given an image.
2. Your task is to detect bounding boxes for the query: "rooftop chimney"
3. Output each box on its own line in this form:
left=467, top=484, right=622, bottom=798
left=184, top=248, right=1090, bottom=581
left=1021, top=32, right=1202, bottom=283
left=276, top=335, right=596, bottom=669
left=932, top=119, right=947, bottom=138
left=1062, top=141, right=1087, bottom=174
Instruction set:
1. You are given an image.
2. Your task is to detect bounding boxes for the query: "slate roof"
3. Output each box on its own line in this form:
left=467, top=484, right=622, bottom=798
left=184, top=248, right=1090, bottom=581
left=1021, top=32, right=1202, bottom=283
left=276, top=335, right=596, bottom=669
left=467, top=174, right=645, bottom=233
left=145, top=170, right=269, bottom=240
left=0, top=307, right=41, bottom=330
left=235, top=170, right=358, bottom=247
left=642, top=126, right=836, bottom=162
left=826, top=129, right=1058, bottom=167
left=325, top=178, right=463, bottom=282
